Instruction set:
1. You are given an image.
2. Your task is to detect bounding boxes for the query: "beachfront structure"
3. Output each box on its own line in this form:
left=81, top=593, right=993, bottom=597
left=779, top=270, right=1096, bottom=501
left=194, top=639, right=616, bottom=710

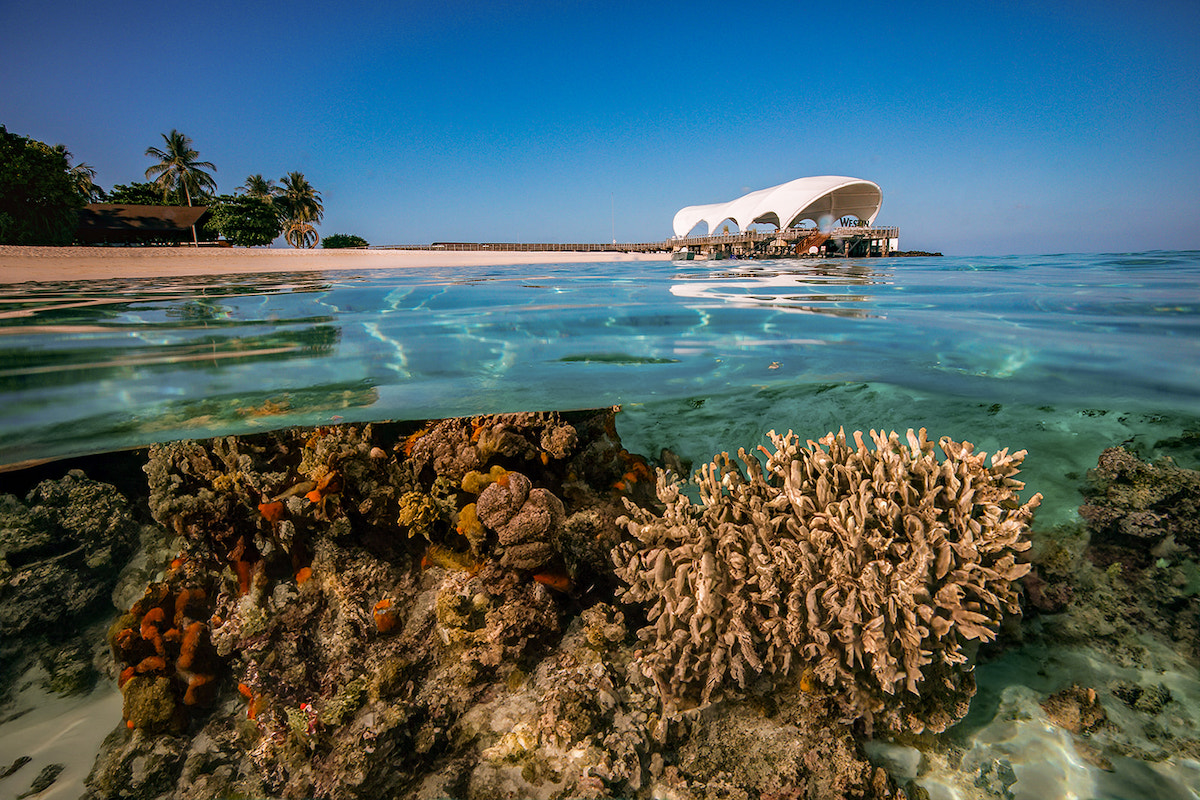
left=670, top=176, right=896, bottom=258
left=77, top=204, right=212, bottom=245
left=673, top=176, right=882, bottom=238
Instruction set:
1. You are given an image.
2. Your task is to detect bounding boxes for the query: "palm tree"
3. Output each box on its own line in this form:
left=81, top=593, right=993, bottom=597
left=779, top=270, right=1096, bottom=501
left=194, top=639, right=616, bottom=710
left=277, top=171, right=323, bottom=249
left=238, top=174, right=278, bottom=200
left=70, top=162, right=102, bottom=202
left=53, top=144, right=102, bottom=202
left=145, top=130, right=216, bottom=244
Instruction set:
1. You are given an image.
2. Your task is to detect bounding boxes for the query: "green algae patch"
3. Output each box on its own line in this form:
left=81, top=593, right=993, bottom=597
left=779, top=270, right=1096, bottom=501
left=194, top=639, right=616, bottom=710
left=558, top=353, right=679, bottom=364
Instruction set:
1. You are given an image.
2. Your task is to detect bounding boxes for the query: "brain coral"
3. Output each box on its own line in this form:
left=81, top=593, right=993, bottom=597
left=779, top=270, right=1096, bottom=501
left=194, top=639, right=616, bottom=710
left=613, top=428, right=1041, bottom=734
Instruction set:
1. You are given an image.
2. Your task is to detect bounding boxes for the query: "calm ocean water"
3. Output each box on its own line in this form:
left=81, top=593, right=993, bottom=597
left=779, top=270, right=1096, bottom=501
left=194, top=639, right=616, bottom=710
left=2, top=250, right=1200, bottom=799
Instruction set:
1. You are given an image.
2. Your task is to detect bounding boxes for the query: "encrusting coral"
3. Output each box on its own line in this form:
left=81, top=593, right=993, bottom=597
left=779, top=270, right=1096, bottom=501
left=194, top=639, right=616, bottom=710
left=108, top=574, right=222, bottom=730
left=614, top=427, right=1041, bottom=734
left=1080, top=446, right=1200, bottom=553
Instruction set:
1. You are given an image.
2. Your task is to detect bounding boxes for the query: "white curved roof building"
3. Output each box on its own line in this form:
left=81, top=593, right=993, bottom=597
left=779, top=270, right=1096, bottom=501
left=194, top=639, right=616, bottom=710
left=672, top=176, right=883, bottom=239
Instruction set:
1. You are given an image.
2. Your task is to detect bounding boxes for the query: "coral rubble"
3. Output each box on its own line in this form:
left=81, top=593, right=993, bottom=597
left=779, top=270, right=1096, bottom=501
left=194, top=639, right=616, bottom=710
left=614, top=428, right=1041, bottom=735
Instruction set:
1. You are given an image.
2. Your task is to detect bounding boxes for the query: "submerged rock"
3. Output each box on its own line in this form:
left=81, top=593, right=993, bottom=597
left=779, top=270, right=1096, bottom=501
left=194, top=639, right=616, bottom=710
left=0, top=470, right=140, bottom=637
left=1075, top=447, right=1200, bottom=660
left=1041, top=684, right=1108, bottom=735
left=1080, top=446, right=1200, bottom=555
left=18, top=763, right=63, bottom=798
left=0, top=471, right=140, bottom=703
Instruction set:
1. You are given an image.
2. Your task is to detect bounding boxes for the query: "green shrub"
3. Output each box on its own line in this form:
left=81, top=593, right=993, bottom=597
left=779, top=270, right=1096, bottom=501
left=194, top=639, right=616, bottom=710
left=205, top=194, right=282, bottom=246
left=321, top=233, right=368, bottom=249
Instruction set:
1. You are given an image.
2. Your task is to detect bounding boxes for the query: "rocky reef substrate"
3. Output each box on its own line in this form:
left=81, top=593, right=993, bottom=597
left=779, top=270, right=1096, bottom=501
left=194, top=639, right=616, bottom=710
left=0, top=413, right=1197, bottom=800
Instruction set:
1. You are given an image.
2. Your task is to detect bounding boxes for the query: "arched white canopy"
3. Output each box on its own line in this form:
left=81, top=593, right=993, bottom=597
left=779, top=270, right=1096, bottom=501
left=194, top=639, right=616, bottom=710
left=672, top=176, right=882, bottom=238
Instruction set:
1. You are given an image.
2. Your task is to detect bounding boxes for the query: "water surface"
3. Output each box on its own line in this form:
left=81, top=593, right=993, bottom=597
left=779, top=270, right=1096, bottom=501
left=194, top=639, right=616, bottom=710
left=3, top=252, right=1197, bottom=471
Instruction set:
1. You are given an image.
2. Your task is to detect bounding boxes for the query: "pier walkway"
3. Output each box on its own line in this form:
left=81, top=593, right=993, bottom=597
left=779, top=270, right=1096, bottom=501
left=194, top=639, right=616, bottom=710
left=373, top=225, right=900, bottom=258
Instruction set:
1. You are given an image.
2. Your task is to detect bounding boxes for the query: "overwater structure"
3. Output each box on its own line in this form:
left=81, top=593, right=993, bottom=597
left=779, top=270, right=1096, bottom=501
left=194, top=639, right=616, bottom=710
left=378, top=176, right=899, bottom=259
left=670, top=175, right=897, bottom=259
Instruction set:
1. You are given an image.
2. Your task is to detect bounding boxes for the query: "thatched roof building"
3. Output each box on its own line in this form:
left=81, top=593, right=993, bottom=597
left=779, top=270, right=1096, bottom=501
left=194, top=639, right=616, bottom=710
left=77, top=204, right=211, bottom=244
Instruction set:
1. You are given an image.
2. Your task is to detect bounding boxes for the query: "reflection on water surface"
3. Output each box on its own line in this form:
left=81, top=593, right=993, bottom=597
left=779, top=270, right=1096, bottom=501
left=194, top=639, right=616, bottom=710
left=0, top=254, right=1198, bottom=467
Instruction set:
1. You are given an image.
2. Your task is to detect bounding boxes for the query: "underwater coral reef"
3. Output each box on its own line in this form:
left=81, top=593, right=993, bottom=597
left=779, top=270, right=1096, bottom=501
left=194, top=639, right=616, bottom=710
left=1, top=417, right=1197, bottom=799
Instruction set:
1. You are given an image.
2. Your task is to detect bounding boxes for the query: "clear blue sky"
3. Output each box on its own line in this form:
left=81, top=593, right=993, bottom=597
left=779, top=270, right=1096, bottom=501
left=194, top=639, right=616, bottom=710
left=3, top=0, right=1197, bottom=254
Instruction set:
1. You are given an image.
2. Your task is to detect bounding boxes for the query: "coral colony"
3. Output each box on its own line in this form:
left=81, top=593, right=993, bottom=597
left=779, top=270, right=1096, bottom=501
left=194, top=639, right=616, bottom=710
left=3, top=410, right=1197, bottom=799
left=614, top=428, right=1039, bottom=737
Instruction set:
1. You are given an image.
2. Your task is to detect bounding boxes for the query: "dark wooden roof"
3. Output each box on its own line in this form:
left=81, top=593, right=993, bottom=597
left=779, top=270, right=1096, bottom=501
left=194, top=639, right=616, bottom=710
left=77, top=204, right=211, bottom=243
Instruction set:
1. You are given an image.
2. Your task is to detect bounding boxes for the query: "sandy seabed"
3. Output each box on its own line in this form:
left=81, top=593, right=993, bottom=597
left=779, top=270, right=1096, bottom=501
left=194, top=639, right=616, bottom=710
left=0, top=246, right=672, bottom=283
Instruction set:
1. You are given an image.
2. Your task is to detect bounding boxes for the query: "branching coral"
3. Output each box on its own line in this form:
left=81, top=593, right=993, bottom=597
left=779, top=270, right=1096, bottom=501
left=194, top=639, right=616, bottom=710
left=614, top=427, right=1041, bottom=734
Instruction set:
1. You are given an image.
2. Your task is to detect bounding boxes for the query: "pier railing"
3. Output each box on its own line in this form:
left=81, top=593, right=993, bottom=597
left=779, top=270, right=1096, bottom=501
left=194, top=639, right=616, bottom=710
left=668, top=226, right=899, bottom=248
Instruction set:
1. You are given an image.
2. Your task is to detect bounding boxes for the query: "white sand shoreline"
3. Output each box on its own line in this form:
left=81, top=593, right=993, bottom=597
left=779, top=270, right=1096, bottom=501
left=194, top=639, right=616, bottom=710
left=0, top=246, right=672, bottom=283
left=0, top=665, right=122, bottom=800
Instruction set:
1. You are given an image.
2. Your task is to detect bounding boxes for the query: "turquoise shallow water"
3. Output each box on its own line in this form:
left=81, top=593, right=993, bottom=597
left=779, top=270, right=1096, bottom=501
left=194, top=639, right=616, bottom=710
left=2, top=251, right=1200, bottom=799
left=2, top=251, right=1198, bottom=524
left=1, top=253, right=1197, bottom=439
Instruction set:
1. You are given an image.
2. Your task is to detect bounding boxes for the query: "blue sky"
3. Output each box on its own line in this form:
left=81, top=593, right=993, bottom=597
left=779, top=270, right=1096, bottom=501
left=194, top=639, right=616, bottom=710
left=2, top=0, right=1197, bottom=254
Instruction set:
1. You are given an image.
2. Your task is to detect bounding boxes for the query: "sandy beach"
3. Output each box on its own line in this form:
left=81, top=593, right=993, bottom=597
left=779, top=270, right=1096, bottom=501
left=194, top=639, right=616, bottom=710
left=0, top=246, right=672, bottom=283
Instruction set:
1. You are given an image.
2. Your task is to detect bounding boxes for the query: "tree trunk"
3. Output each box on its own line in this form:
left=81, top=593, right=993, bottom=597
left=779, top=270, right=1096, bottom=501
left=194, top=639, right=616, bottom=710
left=185, top=183, right=198, bottom=246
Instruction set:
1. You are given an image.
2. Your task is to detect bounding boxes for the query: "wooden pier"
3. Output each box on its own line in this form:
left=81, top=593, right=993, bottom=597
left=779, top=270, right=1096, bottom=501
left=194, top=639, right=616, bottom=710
left=373, top=225, right=900, bottom=258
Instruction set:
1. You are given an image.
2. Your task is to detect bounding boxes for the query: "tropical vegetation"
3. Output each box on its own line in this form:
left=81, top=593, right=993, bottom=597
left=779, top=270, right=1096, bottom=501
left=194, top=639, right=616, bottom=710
left=238, top=174, right=278, bottom=200
left=144, top=129, right=219, bottom=245
left=205, top=195, right=282, bottom=247
left=276, top=171, right=323, bottom=248
left=144, top=129, right=217, bottom=207
left=54, top=144, right=103, bottom=202
left=106, top=181, right=171, bottom=205
left=0, top=125, right=83, bottom=245
left=0, top=124, right=330, bottom=247
left=321, top=233, right=368, bottom=249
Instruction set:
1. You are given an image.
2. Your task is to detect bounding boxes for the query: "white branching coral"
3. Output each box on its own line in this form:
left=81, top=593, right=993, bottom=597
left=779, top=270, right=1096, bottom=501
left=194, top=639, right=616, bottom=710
left=613, top=428, right=1041, bottom=734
